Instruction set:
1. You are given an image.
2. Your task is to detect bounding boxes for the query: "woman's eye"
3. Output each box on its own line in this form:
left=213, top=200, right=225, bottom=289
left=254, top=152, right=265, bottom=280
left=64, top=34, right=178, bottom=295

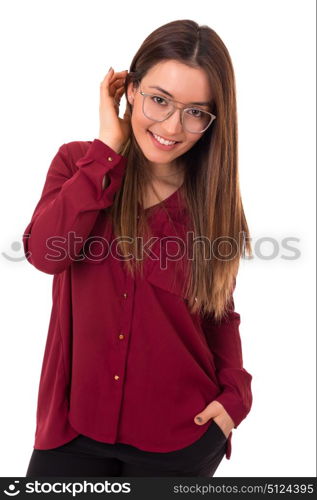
left=152, top=95, right=167, bottom=105
left=187, top=108, right=202, bottom=117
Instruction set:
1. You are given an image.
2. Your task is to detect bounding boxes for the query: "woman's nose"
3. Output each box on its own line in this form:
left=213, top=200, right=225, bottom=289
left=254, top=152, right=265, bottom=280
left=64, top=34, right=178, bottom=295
left=161, top=108, right=184, bottom=135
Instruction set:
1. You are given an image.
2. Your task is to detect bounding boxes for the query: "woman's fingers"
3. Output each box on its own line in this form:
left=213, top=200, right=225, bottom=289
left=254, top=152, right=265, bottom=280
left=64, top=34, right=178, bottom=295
left=99, top=68, right=131, bottom=149
left=109, top=69, right=128, bottom=82
left=110, top=69, right=128, bottom=78
left=109, top=76, right=128, bottom=95
left=110, top=80, right=126, bottom=96
left=100, top=69, right=127, bottom=90
left=113, top=85, right=126, bottom=107
left=108, top=69, right=128, bottom=83
left=100, top=72, right=126, bottom=108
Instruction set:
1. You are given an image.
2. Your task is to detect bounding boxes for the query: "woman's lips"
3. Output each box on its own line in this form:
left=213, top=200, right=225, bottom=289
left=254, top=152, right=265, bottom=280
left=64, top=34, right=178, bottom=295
left=148, top=130, right=181, bottom=150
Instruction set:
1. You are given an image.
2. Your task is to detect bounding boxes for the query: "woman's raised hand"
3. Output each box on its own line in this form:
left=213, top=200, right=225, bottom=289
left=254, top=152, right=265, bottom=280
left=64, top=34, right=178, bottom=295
left=99, top=67, right=132, bottom=153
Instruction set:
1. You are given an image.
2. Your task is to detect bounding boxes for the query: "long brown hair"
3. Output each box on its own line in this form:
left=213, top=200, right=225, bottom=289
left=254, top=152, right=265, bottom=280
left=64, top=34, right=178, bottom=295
left=108, top=19, right=253, bottom=322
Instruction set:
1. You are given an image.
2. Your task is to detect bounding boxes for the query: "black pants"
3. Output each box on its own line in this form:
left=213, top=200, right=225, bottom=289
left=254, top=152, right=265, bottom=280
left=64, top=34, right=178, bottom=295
left=26, top=421, right=227, bottom=477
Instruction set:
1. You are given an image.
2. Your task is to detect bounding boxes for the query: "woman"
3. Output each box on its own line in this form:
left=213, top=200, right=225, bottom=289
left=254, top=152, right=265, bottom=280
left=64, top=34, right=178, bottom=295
left=24, top=19, right=253, bottom=477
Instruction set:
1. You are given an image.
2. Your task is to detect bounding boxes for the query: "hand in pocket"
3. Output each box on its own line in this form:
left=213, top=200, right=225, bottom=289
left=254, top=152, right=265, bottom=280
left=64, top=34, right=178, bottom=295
left=194, top=400, right=235, bottom=439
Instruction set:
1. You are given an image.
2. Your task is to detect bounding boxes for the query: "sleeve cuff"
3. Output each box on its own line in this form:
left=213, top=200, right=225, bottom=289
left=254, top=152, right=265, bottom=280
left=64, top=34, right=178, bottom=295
left=77, top=139, right=126, bottom=166
left=74, top=139, right=128, bottom=204
left=213, top=376, right=253, bottom=428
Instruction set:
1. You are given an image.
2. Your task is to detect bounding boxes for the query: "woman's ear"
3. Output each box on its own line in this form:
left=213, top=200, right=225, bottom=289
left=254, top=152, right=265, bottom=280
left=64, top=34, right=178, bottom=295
left=127, top=82, right=138, bottom=106
left=127, top=82, right=135, bottom=105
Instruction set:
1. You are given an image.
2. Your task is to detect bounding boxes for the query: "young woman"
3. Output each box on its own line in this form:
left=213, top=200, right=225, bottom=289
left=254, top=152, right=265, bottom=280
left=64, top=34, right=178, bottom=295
left=24, top=19, right=253, bottom=477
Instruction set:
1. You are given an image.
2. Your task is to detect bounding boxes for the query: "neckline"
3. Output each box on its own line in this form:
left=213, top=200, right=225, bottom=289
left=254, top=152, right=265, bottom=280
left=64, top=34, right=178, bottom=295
left=138, top=182, right=184, bottom=212
left=86, top=139, right=185, bottom=212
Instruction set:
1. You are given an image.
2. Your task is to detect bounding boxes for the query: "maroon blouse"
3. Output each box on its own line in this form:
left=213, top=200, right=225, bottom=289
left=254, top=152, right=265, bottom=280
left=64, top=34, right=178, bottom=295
left=22, top=138, right=253, bottom=460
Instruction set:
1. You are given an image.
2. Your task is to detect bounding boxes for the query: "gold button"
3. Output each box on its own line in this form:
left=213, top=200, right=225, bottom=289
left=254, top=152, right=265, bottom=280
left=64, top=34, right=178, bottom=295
left=123, top=293, right=128, bottom=299
left=118, top=334, right=125, bottom=340
left=107, top=156, right=113, bottom=162
left=114, top=375, right=120, bottom=380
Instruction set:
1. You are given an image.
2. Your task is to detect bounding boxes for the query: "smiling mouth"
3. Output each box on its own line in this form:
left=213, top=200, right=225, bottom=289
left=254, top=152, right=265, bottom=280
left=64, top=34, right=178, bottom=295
left=148, top=130, right=181, bottom=143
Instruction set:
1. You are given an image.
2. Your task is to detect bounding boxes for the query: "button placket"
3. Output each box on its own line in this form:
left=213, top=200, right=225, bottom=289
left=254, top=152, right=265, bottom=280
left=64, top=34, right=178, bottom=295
left=118, top=291, right=129, bottom=341
left=111, top=267, right=135, bottom=440
left=116, top=275, right=134, bottom=346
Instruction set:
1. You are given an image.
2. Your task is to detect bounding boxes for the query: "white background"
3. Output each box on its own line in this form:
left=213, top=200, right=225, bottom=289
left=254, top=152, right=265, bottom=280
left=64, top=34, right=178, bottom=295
left=0, top=0, right=315, bottom=477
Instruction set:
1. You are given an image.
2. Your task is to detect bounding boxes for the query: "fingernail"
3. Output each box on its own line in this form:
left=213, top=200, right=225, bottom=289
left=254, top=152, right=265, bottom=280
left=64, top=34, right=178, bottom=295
left=195, top=416, right=203, bottom=423
left=108, top=66, right=113, bottom=73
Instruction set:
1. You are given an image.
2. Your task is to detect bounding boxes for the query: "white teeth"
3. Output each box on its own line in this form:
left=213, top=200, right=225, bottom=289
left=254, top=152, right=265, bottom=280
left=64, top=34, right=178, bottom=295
left=152, top=132, right=176, bottom=145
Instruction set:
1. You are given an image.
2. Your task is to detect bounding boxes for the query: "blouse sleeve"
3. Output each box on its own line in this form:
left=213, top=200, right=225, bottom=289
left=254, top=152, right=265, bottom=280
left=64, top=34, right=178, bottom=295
left=201, top=283, right=253, bottom=428
left=22, top=139, right=127, bottom=275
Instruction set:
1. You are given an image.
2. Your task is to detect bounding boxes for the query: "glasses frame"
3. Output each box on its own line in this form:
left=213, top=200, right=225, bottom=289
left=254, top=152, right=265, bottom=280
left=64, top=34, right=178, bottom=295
left=138, top=88, right=216, bottom=134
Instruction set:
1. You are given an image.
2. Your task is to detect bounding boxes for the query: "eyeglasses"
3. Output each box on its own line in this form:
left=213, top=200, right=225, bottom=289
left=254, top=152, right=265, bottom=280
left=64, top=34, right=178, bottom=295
left=138, top=88, right=216, bottom=134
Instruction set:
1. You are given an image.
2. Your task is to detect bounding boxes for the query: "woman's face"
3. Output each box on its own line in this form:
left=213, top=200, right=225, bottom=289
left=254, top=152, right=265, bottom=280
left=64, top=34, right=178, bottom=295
left=127, top=60, right=213, bottom=172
